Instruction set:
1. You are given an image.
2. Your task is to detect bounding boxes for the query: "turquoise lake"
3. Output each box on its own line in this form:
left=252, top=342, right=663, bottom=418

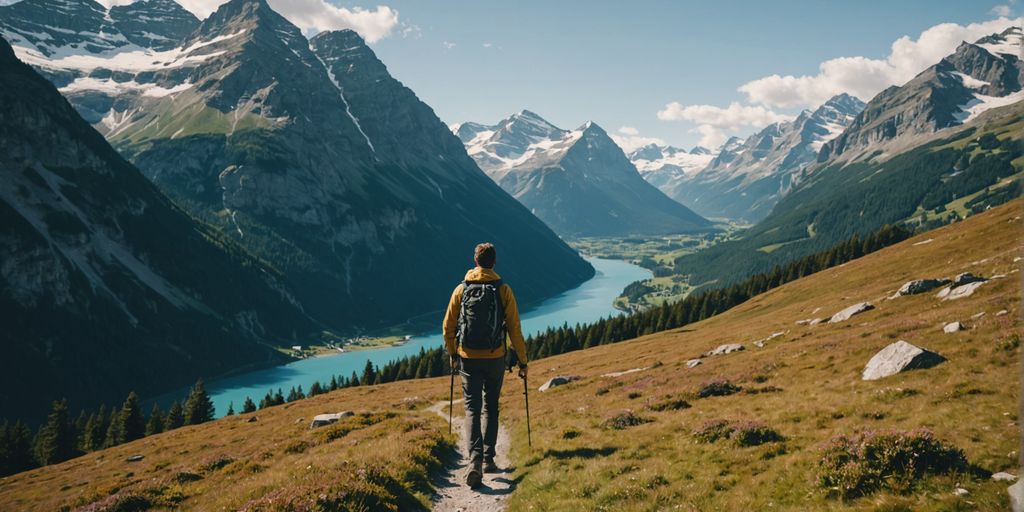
left=187, top=257, right=649, bottom=416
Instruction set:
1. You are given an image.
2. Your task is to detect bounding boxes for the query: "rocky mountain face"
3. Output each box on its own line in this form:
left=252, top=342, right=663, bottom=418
left=455, top=111, right=712, bottom=237
left=0, top=0, right=198, bottom=55
left=1, top=0, right=594, bottom=331
left=0, top=36, right=319, bottom=420
left=820, top=26, right=1023, bottom=162
left=109, top=0, right=200, bottom=50
left=661, top=94, right=865, bottom=222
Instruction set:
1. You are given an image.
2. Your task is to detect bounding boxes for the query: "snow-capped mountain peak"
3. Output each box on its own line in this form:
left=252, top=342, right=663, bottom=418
left=974, top=25, right=1022, bottom=60
left=453, top=110, right=711, bottom=236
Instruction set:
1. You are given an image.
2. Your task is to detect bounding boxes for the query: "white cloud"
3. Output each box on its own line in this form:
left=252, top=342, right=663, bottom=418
left=992, top=4, right=1012, bottom=17
left=657, top=102, right=791, bottom=128
left=264, top=1, right=398, bottom=42
left=739, top=17, right=1022, bottom=108
left=442, top=41, right=457, bottom=50
left=691, top=125, right=729, bottom=149
left=656, top=102, right=792, bottom=148
left=482, top=42, right=493, bottom=48
left=609, top=126, right=665, bottom=152
left=89, top=0, right=400, bottom=43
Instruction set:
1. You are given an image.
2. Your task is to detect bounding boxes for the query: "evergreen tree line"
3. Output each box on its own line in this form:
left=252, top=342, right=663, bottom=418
left=0, top=223, right=909, bottom=478
left=334, top=223, right=910, bottom=388
left=0, top=379, right=215, bottom=477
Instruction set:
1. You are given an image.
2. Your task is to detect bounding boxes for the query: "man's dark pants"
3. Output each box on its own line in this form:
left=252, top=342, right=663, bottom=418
left=459, top=356, right=505, bottom=465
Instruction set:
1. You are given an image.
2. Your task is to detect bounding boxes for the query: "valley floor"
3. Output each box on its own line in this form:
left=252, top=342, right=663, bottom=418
left=1, top=200, right=1020, bottom=511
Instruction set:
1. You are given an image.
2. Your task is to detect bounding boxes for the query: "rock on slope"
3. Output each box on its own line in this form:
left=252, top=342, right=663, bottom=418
left=1, top=0, right=594, bottom=330
left=0, top=37, right=317, bottom=419
left=455, top=110, right=712, bottom=237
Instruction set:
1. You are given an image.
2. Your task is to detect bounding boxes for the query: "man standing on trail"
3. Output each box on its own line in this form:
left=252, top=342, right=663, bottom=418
left=443, top=242, right=528, bottom=489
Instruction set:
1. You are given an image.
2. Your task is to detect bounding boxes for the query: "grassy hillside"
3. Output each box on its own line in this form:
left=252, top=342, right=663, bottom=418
left=1, top=200, right=1019, bottom=511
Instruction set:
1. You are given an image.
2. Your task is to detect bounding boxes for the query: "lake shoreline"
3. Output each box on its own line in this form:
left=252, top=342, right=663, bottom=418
left=146, top=257, right=651, bottom=416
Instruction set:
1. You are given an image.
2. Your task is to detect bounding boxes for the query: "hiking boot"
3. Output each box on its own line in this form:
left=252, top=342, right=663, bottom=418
left=466, top=460, right=483, bottom=488
left=483, top=457, right=499, bottom=473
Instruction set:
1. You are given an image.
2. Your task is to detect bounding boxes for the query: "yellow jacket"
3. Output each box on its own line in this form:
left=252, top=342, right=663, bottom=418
left=443, top=267, right=528, bottom=363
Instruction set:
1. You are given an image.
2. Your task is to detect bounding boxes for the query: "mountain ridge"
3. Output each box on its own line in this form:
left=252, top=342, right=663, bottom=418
left=456, top=111, right=713, bottom=237
left=0, top=35, right=322, bottom=420
left=1, top=0, right=595, bottom=332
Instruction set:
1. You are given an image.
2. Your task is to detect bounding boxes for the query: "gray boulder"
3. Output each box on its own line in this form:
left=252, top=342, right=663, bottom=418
left=309, top=411, right=354, bottom=429
left=862, top=341, right=946, bottom=380
left=829, top=302, right=875, bottom=323
left=539, top=375, right=579, bottom=392
left=953, top=272, right=987, bottom=286
left=686, top=359, right=702, bottom=368
left=943, top=321, right=964, bottom=333
left=703, top=343, right=745, bottom=357
left=993, top=472, right=1018, bottom=482
left=942, top=281, right=986, bottom=300
left=1011, top=479, right=1024, bottom=512
left=898, top=278, right=950, bottom=296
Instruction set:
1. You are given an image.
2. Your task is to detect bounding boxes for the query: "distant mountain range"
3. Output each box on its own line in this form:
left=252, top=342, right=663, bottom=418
left=0, top=35, right=319, bottom=420
left=627, top=143, right=715, bottom=196
left=631, top=94, right=866, bottom=222
left=1, top=0, right=594, bottom=337
left=676, top=26, right=1023, bottom=285
left=454, top=110, right=712, bottom=237
left=820, top=26, right=1024, bottom=163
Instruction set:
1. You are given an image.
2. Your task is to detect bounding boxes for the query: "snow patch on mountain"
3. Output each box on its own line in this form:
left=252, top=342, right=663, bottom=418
left=955, top=88, right=1024, bottom=123
left=976, top=25, right=1022, bottom=58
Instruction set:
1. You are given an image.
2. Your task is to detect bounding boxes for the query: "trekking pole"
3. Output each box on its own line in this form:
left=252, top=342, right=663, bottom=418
left=523, top=373, right=532, bottom=448
left=448, top=360, right=455, bottom=435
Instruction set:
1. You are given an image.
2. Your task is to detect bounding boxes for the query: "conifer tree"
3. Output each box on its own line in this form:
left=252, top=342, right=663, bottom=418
left=34, top=399, right=78, bottom=466
left=242, top=397, right=257, bottom=414
left=103, top=412, right=124, bottom=448
left=226, top=402, right=235, bottom=416
left=184, top=379, right=215, bottom=425
left=166, top=401, right=185, bottom=430
left=361, top=360, right=376, bottom=386
left=82, top=406, right=106, bottom=452
left=145, top=404, right=165, bottom=436
left=121, top=392, right=145, bottom=442
left=0, top=421, right=36, bottom=476
left=309, top=381, right=323, bottom=396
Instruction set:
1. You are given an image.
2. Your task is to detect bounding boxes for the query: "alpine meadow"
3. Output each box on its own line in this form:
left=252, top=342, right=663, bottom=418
left=0, top=1, right=1021, bottom=511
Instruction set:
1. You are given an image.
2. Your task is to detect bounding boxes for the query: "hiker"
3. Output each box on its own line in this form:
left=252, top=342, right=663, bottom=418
left=443, top=242, right=528, bottom=488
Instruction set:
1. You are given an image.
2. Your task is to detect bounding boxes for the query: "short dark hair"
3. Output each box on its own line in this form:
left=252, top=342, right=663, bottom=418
left=474, top=243, right=496, bottom=268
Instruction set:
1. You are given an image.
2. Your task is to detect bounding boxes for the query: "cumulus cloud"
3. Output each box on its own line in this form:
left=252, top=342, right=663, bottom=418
left=91, top=0, right=400, bottom=42
left=991, top=4, right=1012, bottom=17
left=656, top=102, right=791, bottom=147
left=610, top=126, right=666, bottom=152
left=738, top=17, right=1022, bottom=108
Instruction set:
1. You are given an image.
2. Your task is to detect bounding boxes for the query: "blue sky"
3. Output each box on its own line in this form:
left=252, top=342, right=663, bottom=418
left=357, top=0, right=1018, bottom=150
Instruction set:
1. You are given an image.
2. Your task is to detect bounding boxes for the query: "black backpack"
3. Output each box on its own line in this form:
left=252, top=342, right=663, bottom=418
left=457, top=280, right=506, bottom=351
